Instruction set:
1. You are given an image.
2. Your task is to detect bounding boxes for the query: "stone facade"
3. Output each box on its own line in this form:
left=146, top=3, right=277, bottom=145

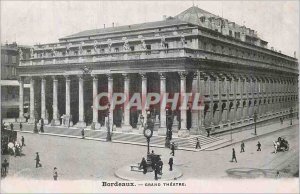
left=17, top=6, right=298, bottom=136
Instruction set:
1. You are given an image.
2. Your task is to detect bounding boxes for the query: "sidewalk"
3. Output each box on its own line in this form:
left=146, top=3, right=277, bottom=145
left=205, top=119, right=299, bottom=151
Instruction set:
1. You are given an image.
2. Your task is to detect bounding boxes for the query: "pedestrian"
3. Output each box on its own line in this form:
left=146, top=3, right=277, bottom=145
left=19, top=122, right=22, bottom=131
left=206, top=128, right=211, bottom=137
left=1, top=159, right=9, bottom=177
left=35, top=152, right=41, bottom=168
left=257, top=141, right=261, bottom=151
left=139, top=157, right=147, bottom=174
left=10, top=123, right=14, bottom=131
left=276, top=170, right=280, bottom=178
left=40, top=119, right=44, bottom=133
left=157, top=158, right=163, bottom=175
left=154, top=163, right=159, bottom=180
left=81, top=128, right=85, bottom=139
left=21, top=136, right=25, bottom=147
left=280, top=117, right=283, bottom=124
left=240, top=141, right=245, bottom=153
left=170, top=142, right=175, bottom=156
left=168, top=157, right=173, bottom=171
left=231, top=148, right=237, bottom=163
left=195, top=138, right=201, bottom=149
left=53, top=167, right=58, bottom=180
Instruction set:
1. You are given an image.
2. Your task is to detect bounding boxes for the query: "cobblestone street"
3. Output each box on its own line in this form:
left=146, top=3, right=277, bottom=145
left=2, top=124, right=298, bottom=181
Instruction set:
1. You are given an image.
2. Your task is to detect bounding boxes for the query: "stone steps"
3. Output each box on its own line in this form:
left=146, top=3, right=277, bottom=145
left=16, top=123, right=226, bottom=151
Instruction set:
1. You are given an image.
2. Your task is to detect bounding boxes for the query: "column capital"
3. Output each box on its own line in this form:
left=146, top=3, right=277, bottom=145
left=77, top=74, right=85, bottom=80
left=52, top=75, right=58, bottom=80
left=64, top=75, right=70, bottom=80
left=18, top=76, right=24, bottom=82
left=159, top=72, right=166, bottom=79
left=178, top=71, right=187, bottom=79
left=122, top=73, right=130, bottom=80
left=106, top=73, right=113, bottom=80
left=192, top=71, right=200, bottom=80
left=139, top=72, right=147, bottom=79
left=91, top=74, right=98, bottom=80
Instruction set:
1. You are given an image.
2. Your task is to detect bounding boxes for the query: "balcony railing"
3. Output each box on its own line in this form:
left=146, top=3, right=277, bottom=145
left=20, top=47, right=298, bottom=74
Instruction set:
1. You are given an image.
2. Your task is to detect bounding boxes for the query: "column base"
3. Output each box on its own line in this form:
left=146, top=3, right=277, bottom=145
left=51, top=119, right=61, bottom=126
left=178, top=129, right=190, bottom=138
left=75, top=121, right=86, bottom=128
left=28, top=118, right=36, bottom=124
left=189, top=127, right=200, bottom=135
left=158, top=127, right=167, bottom=136
left=122, top=125, right=133, bottom=133
left=18, top=117, right=26, bottom=123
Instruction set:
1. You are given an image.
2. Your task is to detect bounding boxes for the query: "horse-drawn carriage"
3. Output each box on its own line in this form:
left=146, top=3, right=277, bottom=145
left=274, top=137, right=289, bottom=153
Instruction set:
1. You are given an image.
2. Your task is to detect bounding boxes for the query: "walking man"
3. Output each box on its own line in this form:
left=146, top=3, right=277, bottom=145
left=154, top=163, right=159, bottom=180
left=2, top=159, right=9, bottom=177
left=35, top=152, right=41, bottom=168
left=21, top=136, right=25, bottom=147
left=195, top=138, right=201, bottom=149
left=170, top=142, right=175, bottom=156
left=231, top=148, right=237, bottom=163
left=240, top=141, right=245, bottom=153
left=53, top=167, right=58, bottom=180
left=257, top=141, right=261, bottom=151
left=19, top=122, right=22, bottom=131
left=168, top=157, right=173, bottom=171
left=10, top=123, right=14, bottom=131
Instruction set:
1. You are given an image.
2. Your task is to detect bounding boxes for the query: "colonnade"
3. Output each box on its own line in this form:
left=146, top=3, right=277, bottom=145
left=18, top=71, right=298, bottom=135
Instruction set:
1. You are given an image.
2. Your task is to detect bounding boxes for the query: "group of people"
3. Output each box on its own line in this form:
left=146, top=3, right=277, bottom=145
left=231, top=141, right=262, bottom=162
left=139, top=150, right=174, bottom=180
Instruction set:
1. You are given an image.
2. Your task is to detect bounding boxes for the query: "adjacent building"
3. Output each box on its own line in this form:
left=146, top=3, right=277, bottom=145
left=1, top=42, right=30, bottom=121
left=17, top=6, right=298, bottom=137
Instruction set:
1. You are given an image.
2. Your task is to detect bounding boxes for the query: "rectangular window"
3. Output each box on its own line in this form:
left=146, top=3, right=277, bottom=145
left=101, top=49, right=105, bottom=53
left=146, top=45, right=151, bottom=50
left=130, top=46, right=135, bottom=51
left=114, top=48, right=119, bottom=52
left=12, top=56, right=17, bottom=63
left=87, top=50, right=91, bottom=55
left=5, top=54, right=8, bottom=63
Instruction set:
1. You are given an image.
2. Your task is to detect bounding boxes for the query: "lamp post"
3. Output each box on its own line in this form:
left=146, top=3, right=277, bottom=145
left=254, top=111, right=258, bottom=136
left=290, top=107, right=293, bottom=126
left=106, top=103, right=112, bottom=141
left=143, top=111, right=153, bottom=155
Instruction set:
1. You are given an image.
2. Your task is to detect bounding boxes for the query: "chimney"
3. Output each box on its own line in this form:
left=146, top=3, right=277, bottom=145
left=104, top=24, right=105, bottom=29
left=112, top=22, right=114, bottom=28
left=163, top=15, right=167, bottom=21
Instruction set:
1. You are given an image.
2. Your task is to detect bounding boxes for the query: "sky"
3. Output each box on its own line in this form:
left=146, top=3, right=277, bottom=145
left=1, top=1, right=299, bottom=58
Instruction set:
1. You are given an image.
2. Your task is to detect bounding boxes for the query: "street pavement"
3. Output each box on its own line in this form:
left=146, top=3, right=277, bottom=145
left=2, top=123, right=298, bottom=180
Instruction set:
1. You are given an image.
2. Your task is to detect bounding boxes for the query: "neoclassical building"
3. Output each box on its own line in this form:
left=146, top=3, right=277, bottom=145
left=17, top=6, right=298, bottom=137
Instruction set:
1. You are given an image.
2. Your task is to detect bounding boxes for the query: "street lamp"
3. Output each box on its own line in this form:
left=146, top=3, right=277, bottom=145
left=106, top=103, right=112, bottom=141
left=143, top=111, right=153, bottom=155
left=254, top=111, right=258, bottom=136
left=290, top=107, right=293, bottom=126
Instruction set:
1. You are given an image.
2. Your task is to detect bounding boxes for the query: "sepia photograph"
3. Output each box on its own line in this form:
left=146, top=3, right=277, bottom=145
left=0, top=1, right=299, bottom=193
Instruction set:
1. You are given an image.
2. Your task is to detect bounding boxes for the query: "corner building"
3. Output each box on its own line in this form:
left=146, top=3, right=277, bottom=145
left=18, top=6, right=299, bottom=137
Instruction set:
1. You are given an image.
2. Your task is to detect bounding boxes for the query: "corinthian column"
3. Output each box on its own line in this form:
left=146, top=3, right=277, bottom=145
left=190, top=71, right=200, bottom=135
left=122, top=73, right=132, bottom=132
left=158, top=72, right=167, bottom=135
left=92, top=75, right=101, bottom=129
left=52, top=76, right=60, bottom=125
left=28, top=77, right=35, bottom=124
left=107, top=74, right=114, bottom=127
left=141, top=73, right=147, bottom=120
left=18, top=77, right=26, bottom=122
left=40, top=76, right=48, bottom=124
left=75, top=75, right=86, bottom=128
left=178, top=72, right=189, bottom=137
